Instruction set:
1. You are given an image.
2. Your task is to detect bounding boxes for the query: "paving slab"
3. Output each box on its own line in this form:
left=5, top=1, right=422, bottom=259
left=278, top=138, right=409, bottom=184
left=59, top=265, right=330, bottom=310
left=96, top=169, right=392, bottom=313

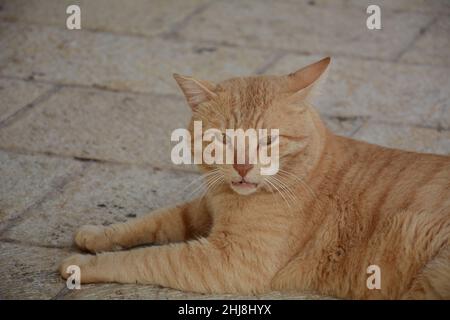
left=266, top=54, right=450, bottom=129
left=0, top=78, right=53, bottom=123
left=0, top=22, right=273, bottom=95
left=0, top=86, right=197, bottom=168
left=400, top=15, right=450, bottom=67
left=0, top=150, right=83, bottom=230
left=322, top=116, right=365, bottom=137
left=180, top=0, right=434, bottom=60
left=440, top=105, right=450, bottom=130
left=353, top=121, right=450, bottom=155
left=62, top=283, right=254, bottom=300
left=306, top=0, right=450, bottom=14
left=2, top=163, right=200, bottom=247
left=62, top=283, right=331, bottom=299
left=0, top=241, right=70, bottom=299
left=0, top=0, right=209, bottom=38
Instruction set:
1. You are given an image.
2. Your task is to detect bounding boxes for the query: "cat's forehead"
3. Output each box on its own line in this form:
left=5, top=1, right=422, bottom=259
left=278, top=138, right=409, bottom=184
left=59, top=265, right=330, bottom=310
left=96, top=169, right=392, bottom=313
left=200, top=76, right=283, bottom=129
left=218, top=76, right=279, bottom=98
left=217, top=76, right=282, bottom=111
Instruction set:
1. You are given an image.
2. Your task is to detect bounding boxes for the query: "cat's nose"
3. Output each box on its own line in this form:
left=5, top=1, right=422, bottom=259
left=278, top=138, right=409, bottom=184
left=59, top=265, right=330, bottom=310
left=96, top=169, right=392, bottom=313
left=233, top=164, right=254, bottom=178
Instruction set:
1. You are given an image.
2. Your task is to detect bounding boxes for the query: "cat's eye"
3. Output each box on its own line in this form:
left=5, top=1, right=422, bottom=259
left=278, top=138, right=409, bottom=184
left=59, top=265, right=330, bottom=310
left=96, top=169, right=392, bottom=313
left=221, top=133, right=228, bottom=145
left=214, top=132, right=230, bottom=146
left=259, top=134, right=278, bottom=147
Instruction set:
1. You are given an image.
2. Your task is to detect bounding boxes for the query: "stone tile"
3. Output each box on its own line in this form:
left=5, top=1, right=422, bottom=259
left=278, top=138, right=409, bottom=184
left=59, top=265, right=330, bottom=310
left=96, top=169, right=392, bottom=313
left=0, top=150, right=83, bottom=229
left=2, top=163, right=200, bottom=247
left=0, top=87, right=196, bottom=168
left=180, top=0, right=434, bottom=60
left=62, top=283, right=251, bottom=300
left=440, top=105, right=450, bottom=130
left=0, top=241, right=69, bottom=299
left=322, top=116, right=365, bottom=137
left=0, top=0, right=209, bottom=37
left=0, top=22, right=273, bottom=95
left=400, top=15, right=450, bottom=67
left=62, top=283, right=330, bottom=299
left=0, top=78, right=53, bottom=123
left=307, top=0, right=450, bottom=14
left=257, top=291, right=334, bottom=300
left=353, top=122, right=450, bottom=155
left=266, top=55, right=450, bottom=129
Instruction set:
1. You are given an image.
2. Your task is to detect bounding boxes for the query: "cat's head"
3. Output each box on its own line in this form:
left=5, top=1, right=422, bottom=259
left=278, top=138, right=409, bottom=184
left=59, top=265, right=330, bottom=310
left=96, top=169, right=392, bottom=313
left=174, top=57, right=330, bottom=196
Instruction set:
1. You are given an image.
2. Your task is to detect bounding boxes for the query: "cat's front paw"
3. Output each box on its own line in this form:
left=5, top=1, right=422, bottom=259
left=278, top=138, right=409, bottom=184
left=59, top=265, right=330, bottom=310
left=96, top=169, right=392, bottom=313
left=59, top=254, right=94, bottom=281
left=74, top=225, right=119, bottom=253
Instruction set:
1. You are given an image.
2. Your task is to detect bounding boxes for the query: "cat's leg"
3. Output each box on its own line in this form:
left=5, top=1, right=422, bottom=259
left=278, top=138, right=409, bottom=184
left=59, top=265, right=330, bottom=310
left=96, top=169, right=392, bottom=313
left=402, top=246, right=450, bottom=299
left=74, top=199, right=211, bottom=253
left=59, top=236, right=272, bottom=294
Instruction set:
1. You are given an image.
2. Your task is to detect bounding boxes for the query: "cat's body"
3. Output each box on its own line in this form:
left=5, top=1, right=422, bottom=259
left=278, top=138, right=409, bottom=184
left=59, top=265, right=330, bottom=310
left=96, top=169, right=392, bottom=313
left=60, top=58, right=450, bottom=299
left=271, top=133, right=450, bottom=299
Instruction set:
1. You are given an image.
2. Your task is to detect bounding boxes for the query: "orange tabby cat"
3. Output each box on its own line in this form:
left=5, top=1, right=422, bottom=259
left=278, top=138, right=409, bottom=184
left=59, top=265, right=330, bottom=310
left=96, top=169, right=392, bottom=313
left=60, top=57, right=450, bottom=299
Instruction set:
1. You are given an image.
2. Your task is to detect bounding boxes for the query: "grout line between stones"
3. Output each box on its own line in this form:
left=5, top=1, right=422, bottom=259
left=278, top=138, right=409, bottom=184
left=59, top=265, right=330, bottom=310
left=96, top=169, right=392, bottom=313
left=0, top=146, right=201, bottom=175
left=349, top=120, right=367, bottom=137
left=51, top=287, right=71, bottom=300
left=393, top=15, right=439, bottom=62
left=435, top=103, right=449, bottom=133
left=164, top=0, right=217, bottom=37
left=0, top=238, right=72, bottom=250
left=0, top=74, right=183, bottom=100
left=254, top=51, right=288, bottom=75
left=0, top=85, right=62, bottom=130
left=0, top=162, right=92, bottom=236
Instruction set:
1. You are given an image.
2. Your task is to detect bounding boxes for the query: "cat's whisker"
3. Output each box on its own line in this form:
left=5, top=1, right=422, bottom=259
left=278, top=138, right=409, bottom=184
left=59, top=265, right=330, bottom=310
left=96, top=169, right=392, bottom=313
left=271, top=176, right=298, bottom=204
left=276, top=174, right=309, bottom=218
left=200, top=171, right=221, bottom=188
left=186, top=174, right=217, bottom=199
left=208, top=174, right=224, bottom=193
left=182, top=169, right=220, bottom=198
left=272, top=177, right=297, bottom=208
left=278, top=169, right=316, bottom=199
left=268, top=176, right=295, bottom=205
left=263, top=180, right=283, bottom=210
left=199, top=173, right=224, bottom=201
left=271, top=175, right=299, bottom=205
left=185, top=181, right=207, bottom=199
left=278, top=170, right=327, bottom=213
left=265, top=177, right=292, bottom=208
left=183, top=169, right=220, bottom=190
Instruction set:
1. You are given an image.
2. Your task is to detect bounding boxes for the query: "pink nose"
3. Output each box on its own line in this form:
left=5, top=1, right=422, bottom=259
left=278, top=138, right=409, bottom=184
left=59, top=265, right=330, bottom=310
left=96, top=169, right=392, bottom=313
left=233, top=164, right=253, bottom=177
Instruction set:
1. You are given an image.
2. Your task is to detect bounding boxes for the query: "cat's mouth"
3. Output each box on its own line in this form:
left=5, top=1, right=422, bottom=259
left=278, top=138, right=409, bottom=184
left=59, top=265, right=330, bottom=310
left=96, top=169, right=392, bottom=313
left=232, top=181, right=258, bottom=188
left=230, top=179, right=259, bottom=194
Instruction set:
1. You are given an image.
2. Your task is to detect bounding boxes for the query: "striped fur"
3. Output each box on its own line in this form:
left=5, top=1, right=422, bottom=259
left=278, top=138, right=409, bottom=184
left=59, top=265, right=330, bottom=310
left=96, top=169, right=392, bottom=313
left=60, top=58, right=450, bottom=299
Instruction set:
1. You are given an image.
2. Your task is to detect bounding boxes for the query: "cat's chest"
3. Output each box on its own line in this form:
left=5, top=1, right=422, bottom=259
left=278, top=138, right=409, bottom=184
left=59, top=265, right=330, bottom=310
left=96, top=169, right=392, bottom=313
left=207, top=192, right=288, bottom=221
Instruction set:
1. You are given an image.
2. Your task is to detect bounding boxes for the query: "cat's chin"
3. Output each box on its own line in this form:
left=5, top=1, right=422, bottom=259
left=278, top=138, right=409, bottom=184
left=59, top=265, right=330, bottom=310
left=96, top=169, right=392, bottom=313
left=230, top=182, right=259, bottom=195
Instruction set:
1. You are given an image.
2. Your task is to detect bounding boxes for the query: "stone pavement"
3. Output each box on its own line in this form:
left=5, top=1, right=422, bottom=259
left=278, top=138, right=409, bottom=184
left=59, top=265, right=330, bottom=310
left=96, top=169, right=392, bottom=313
left=0, top=0, right=448, bottom=299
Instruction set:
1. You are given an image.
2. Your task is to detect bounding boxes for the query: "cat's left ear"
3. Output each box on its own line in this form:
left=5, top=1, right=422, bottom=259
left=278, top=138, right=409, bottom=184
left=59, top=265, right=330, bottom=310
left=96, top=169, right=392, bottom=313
left=285, top=57, right=331, bottom=103
left=173, top=74, right=218, bottom=110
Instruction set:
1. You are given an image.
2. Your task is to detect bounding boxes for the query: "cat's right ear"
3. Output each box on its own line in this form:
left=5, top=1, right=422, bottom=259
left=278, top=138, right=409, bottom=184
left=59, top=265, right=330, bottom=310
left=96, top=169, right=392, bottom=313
left=285, top=57, right=331, bottom=103
left=173, top=74, right=217, bottom=110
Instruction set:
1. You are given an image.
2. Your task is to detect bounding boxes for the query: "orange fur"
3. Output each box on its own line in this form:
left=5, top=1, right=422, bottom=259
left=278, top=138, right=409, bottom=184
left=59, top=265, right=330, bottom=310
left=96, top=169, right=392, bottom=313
left=60, top=58, right=450, bottom=299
